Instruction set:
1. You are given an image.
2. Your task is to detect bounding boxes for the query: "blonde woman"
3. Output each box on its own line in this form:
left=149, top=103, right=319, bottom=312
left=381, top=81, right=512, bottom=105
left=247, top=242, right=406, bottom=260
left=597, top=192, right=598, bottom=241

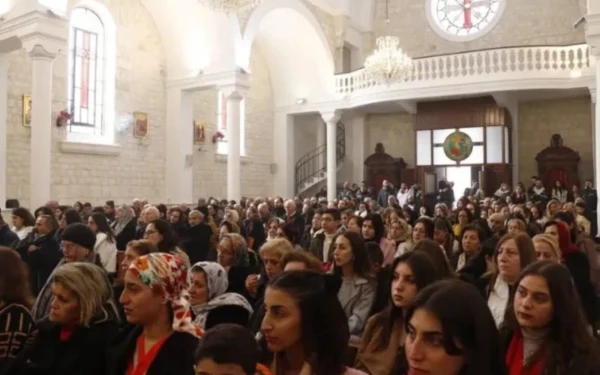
left=532, top=234, right=561, bottom=263
left=14, top=262, right=119, bottom=375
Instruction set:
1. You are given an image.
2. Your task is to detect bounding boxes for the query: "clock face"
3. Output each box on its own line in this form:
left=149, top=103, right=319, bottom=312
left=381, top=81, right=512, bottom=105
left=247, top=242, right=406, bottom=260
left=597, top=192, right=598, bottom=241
left=427, top=0, right=506, bottom=42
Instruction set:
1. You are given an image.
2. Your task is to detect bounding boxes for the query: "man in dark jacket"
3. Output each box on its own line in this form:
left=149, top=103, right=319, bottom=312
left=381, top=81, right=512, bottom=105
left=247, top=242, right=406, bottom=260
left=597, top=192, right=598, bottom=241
left=377, top=180, right=395, bottom=207
left=0, top=210, right=18, bottom=246
left=180, top=209, right=212, bottom=264
left=308, top=208, right=340, bottom=262
left=284, top=199, right=304, bottom=245
left=16, top=215, right=61, bottom=295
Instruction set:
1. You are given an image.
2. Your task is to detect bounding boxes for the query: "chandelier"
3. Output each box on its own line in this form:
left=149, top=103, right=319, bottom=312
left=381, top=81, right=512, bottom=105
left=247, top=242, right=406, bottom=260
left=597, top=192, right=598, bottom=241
left=199, top=0, right=262, bottom=14
left=364, top=35, right=413, bottom=85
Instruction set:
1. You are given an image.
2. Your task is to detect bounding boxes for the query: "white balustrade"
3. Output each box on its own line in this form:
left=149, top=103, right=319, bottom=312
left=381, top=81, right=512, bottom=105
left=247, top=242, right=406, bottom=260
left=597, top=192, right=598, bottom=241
left=335, top=44, right=592, bottom=95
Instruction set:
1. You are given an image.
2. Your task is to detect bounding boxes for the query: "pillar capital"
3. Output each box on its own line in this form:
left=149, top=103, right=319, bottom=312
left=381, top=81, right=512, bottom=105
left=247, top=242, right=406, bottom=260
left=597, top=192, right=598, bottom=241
left=320, top=110, right=341, bottom=124
left=219, top=84, right=248, bottom=100
left=28, top=44, right=57, bottom=60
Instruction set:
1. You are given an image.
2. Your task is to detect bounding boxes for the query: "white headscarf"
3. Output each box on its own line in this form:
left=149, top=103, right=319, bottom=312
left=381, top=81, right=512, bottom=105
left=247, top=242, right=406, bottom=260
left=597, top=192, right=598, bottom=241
left=190, top=262, right=253, bottom=329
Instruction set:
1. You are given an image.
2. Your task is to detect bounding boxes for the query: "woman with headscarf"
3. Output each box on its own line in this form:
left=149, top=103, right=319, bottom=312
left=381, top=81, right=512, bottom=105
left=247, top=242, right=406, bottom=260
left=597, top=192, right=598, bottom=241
left=112, top=204, right=137, bottom=251
left=189, top=262, right=253, bottom=330
left=109, top=253, right=201, bottom=375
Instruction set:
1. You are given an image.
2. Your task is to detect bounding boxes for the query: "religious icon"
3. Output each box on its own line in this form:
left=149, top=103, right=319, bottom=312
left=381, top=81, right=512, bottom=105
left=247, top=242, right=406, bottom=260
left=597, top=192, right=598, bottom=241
left=194, top=121, right=206, bottom=144
left=133, top=112, right=148, bottom=138
left=443, top=130, right=473, bottom=162
left=22, top=95, right=32, bottom=128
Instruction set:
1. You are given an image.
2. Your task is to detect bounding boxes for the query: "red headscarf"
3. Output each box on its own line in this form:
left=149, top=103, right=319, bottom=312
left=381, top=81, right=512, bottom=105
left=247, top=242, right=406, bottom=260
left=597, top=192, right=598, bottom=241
left=553, top=221, right=578, bottom=261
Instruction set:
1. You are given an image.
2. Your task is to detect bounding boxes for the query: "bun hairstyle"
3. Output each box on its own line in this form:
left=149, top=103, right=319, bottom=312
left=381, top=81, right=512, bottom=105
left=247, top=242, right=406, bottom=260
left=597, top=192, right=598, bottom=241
left=260, top=271, right=349, bottom=375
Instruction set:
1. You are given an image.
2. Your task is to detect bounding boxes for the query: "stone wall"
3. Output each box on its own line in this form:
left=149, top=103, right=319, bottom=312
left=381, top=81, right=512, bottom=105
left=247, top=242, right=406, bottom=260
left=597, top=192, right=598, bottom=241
left=192, top=44, right=274, bottom=200
left=518, top=96, right=593, bottom=184
left=365, top=112, right=415, bottom=167
left=7, top=0, right=167, bottom=209
left=374, top=0, right=585, bottom=58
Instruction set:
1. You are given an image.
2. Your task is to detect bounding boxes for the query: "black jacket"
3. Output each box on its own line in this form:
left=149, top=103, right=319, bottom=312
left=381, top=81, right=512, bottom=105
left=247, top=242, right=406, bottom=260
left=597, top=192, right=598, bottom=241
left=283, top=213, right=305, bottom=245
left=244, top=219, right=266, bottom=251
left=179, top=223, right=212, bottom=265
left=14, top=232, right=61, bottom=296
left=114, top=220, right=137, bottom=251
left=9, top=315, right=118, bottom=375
left=106, top=325, right=198, bottom=375
left=0, top=225, right=17, bottom=247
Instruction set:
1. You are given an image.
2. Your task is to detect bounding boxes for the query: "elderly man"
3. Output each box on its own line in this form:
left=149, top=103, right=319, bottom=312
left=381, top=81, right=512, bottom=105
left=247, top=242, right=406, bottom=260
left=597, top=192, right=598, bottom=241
left=283, top=199, right=305, bottom=245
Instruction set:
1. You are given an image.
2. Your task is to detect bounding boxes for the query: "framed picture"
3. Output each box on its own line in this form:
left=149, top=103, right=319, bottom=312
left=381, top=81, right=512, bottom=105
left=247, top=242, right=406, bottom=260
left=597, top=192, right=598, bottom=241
left=22, top=94, right=32, bottom=128
left=133, top=111, right=148, bottom=138
left=194, top=120, right=206, bottom=144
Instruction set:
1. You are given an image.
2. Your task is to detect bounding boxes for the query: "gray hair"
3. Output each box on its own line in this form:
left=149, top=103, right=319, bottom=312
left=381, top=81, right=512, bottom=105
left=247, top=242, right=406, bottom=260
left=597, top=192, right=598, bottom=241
left=52, top=262, right=118, bottom=326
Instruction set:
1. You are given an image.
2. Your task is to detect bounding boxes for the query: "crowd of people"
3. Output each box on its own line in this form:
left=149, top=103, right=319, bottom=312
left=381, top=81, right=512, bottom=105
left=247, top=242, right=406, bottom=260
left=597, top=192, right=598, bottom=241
left=0, top=175, right=599, bottom=375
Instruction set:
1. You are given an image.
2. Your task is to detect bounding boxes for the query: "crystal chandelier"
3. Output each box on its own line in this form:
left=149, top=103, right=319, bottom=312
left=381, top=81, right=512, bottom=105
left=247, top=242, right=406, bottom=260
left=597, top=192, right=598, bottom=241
left=363, top=0, right=412, bottom=85
left=364, top=35, right=413, bottom=85
left=199, top=0, right=262, bottom=14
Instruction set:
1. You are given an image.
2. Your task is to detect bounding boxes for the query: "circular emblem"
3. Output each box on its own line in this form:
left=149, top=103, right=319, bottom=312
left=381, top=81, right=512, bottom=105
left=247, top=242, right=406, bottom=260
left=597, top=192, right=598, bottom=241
left=426, top=0, right=507, bottom=42
left=443, top=131, right=473, bottom=162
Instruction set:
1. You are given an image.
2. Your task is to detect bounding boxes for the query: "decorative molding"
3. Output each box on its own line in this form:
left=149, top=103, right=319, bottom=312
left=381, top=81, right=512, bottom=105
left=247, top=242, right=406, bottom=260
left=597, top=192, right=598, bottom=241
left=167, top=69, right=251, bottom=92
left=60, top=140, right=121, bottom=156
left=214, top=153, right=252, bottom=165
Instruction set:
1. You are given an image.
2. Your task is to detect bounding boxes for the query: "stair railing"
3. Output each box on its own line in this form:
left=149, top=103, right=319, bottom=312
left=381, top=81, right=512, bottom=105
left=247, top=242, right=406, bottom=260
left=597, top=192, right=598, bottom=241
left=295, top=121, right=345, bottom=194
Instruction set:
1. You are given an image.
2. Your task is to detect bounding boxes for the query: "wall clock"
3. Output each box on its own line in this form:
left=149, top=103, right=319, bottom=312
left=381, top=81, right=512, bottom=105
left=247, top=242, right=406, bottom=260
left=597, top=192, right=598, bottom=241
left=426, top=0, right=507, bottom=42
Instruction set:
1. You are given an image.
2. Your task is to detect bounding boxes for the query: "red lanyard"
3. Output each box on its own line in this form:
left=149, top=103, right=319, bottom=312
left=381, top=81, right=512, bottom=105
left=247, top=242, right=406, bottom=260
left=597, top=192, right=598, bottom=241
left=126, top=332, right=169, bottom=375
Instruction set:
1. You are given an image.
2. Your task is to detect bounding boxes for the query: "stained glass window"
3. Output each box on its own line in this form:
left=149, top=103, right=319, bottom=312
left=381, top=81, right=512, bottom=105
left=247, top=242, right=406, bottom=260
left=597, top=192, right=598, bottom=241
left=68, top=8, right=105, bottom=136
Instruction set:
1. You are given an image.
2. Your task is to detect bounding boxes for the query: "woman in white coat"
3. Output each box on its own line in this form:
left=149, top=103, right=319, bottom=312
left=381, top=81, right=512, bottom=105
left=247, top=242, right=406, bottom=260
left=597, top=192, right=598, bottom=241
left=88, top=212, right=117, bottom=276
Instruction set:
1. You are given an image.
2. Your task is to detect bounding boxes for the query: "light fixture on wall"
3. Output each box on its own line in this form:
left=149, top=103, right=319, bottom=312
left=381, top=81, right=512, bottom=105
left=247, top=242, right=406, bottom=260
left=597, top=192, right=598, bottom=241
left=116, top=114, right=134, bottom=135
left=363, top=0, right=412, bottom=85
left=198, top=0, right=262, bottom=14
left=296, top=98, right=307, bottom=104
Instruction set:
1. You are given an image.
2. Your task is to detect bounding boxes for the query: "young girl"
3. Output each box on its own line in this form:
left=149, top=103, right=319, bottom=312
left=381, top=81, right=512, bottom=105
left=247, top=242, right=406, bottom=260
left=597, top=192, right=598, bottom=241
left=260, top=271, right=366, bottom=375
left=332, top=232, right=376, bottom=335
left=503, top=261, right=600, bottom=374
left=355, top=252, right=440, bottom=375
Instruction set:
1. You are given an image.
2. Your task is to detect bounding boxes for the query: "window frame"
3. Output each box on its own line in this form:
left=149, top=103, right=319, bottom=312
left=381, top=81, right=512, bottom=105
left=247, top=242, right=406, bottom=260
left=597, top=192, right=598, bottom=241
left=216, top=91, right=246, bottom=156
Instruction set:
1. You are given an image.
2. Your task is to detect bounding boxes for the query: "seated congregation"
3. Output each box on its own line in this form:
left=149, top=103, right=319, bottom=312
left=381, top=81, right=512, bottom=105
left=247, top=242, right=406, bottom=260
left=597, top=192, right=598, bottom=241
left=0, top=187, right=599, bottom=375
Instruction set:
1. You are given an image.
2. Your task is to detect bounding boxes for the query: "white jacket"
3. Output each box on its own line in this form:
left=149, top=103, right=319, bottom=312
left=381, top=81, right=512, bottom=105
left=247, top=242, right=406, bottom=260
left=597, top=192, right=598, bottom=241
left=94, top=232, right=117, bottom=273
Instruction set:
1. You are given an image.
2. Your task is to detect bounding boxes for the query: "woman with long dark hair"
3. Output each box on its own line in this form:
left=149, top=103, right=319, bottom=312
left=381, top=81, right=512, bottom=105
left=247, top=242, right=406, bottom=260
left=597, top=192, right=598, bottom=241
left=332, top=231, right=376, bottom=335
left=11, top=207, right=35, bottom=240
left=259, top=271, right=366, bottom=375
left=88, top=213, right=117, bottom=276
left=404, top=279, right=506, bottom=375
left=503, top=261, right=600, bottom=374
left=145, top=219, right=190, bottom=267
left=355, top=252, right=440, bottom=375
left=0, top=247, right=35, bottom=372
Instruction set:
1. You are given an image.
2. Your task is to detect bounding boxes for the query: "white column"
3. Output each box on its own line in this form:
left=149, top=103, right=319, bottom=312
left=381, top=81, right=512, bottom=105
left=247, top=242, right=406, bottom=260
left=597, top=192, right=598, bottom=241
left=316, top=120, right=325, bottom=171
left=273, top=112, right=295, bottom=197
left=351, top=115, right=367, bottom=183
left=0, top=54, right=7, bottom=209
left=322, top=110, right=341, bottom=202
left=224, top=89, right=243, bottom=202
left=165, top=87, right=193, bottom=204
left=594, top=67, right=600, bottom=230
left=29, top=45, right=56, bottom=209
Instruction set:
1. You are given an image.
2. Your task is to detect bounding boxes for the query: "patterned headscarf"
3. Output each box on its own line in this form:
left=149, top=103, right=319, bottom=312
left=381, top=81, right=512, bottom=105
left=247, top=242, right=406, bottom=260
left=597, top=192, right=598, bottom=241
left=113, top=204, right=135, bottom=236
left=129, top=253, right=203, bottom=338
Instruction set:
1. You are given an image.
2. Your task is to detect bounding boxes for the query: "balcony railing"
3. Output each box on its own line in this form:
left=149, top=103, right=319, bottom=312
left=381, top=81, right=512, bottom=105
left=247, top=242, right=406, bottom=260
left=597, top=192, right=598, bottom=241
left=335, top=44, right=592, bottom=95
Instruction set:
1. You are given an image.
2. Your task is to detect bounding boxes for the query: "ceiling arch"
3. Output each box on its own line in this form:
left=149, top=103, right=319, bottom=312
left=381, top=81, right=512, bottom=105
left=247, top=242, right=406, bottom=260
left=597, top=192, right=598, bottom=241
left=241, top=0, right=335, bottom=107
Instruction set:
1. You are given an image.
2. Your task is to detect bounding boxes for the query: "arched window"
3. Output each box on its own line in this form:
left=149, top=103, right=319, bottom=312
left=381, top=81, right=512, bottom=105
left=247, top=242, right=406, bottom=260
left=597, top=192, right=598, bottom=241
left=67, top=4, right=116, bottom=144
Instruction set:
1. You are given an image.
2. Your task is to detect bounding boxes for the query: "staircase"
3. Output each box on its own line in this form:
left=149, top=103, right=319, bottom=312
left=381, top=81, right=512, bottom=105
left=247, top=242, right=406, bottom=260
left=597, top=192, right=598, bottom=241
left=295, top=121, right=345, bottom=196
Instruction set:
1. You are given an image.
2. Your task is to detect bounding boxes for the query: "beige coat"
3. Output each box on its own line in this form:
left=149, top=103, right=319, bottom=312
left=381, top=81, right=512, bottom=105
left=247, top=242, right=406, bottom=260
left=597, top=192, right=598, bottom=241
left=355, top=312, right=405, bottom=375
